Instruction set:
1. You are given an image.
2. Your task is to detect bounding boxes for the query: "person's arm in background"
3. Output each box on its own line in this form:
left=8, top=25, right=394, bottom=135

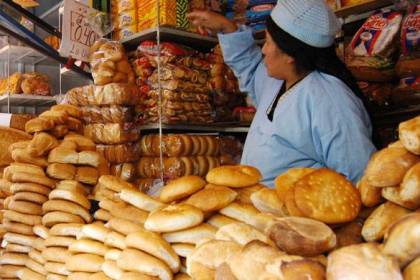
left=188, top=11, right=264, bottom=105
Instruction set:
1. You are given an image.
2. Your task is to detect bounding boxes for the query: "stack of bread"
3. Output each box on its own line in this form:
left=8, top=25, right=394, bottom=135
left=137, top=134, right=222, bottom=180
left=135, top=41, right=214, bottom=125
left=66, top=39, right=141, bottom=183
left=207, top=45, right=248, bottom=123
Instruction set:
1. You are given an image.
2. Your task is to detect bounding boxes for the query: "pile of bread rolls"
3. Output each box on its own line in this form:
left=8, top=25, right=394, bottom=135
left=0, top=104, right=111, bottom=280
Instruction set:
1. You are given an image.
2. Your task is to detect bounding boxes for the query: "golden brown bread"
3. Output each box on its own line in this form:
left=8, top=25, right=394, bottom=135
left=11, top=148, right=48, bottom=167
left=357, top=176, right=383, bottom=208
left=404, top=257, right=420, bottom=280
left=64, top=133, right=96, bottom=151
left=66, top=254, right=104, bottom=273
left=97, top=142, right=141, bottom=164
left=206, top=165, right=262, bottom=188
left=275, top=167, right=315, bottom=203
left=75, top=166, right=99, bottom=185
left=334, top=220, right=363, bottom=249
left=185, top=185, right=237, bottom=212
left=47, top=163, right=77, bottom=180
left=365, top=147, right=419, bottom=187
left=216, top=222, right=274, bottom=246
left=84, top=123, right=139, bottom=145
left=327, top=243, right=402, bottom=280
left=162, top=224, right=217, bottom=245
left=383, top=213, right=420, bottom=267
left=267, top=217, right=337, bottom=256
left=25, top=118, right=55, bottom=134
left=399, top=116, right=420, bottom=155
left=235, top=184, right=263, bottom=204
left=382, top=162, right=420, bottom=210
left=160, top=176, right=206, bottom=203
left=250, top=187, right=288, bottom=217
left=188, top=240, right=241, bottom=270
left=361, top=202, right=411, bottom=242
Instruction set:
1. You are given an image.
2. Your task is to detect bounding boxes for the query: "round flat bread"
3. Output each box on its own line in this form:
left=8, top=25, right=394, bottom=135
left=294, top=169, right=361, bottom=224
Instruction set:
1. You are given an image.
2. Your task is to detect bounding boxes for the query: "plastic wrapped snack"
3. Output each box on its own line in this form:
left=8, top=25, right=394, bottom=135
left=66, top=83, right=140, bottom=106
left=80, top=105, right=134, bottom=124
left=21, top=73, right=51, bottom=96
left=0, top=72, right=23, bottom=95
left=97, top=142, right=141, bottom=164
left=149, top=79, right=211, bottom=94
left=89, top=38, right=135, bottom=85
left=84, top=123, right=140, bottom=144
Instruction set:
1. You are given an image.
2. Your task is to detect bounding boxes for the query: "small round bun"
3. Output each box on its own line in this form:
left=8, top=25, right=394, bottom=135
left=145, top=204, right=204, bottom=233
left=65, top=254, right=104, bottom=273
left=160, top=176, right=206, bottom=203
left=206, top=165, right=262, bottom=188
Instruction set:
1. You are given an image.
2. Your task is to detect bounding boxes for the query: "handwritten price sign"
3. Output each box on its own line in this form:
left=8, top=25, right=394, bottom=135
left=60, top=0, right=100, bottom=62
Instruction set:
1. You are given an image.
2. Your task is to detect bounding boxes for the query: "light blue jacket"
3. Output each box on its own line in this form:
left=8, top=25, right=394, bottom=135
left=218, top=28, right=376, bottom=187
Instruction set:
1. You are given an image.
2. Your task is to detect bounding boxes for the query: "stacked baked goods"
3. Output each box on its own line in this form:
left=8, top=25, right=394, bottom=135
left=66, top=38, right=141, bottom=183
left=207, top=44, right=249, bottom=123
left=0, top=72, right=51, bottom=96
left=0, top=104, right=109, bottom=280
left=137, top=134, right=222, bottom=180
left=135, top=41, right=214, bottom=125
left=0, top=127, right=32, bottom=173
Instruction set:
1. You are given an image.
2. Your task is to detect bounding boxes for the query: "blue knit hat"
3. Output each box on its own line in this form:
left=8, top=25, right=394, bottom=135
left=271, top=0, right=341, bottom=48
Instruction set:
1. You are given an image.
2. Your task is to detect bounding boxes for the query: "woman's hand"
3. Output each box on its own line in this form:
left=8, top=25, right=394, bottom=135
left=187, top=11, right=238, bottom=35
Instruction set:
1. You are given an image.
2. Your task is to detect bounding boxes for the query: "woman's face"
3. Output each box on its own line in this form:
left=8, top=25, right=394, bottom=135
left=262, top=31, right=294, bottom=80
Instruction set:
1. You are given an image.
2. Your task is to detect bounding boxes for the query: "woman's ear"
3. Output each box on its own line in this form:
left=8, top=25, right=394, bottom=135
left=286, top=54, right=295, bottom=65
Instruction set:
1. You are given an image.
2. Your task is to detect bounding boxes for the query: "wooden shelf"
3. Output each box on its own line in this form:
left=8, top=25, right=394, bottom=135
left=373, top=105, right=420, bottom=126
left=335, top=0, right=394, bottom=18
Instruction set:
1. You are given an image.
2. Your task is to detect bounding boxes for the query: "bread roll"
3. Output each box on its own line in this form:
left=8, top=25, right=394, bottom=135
left=3, top=232, right=37, bottom=247
left=162, top=224, right=217, bottom=245
left=78, top=151, right=100, bottom=168
left=7, top=199, right=42, bottom=215
left=365, top=147, right=419, bottom=187
left=98, top=175, right=135, bottom=192
left=25, top=258, right=48, bottom=275
left=69, top=239, right=109, bottom=256
left=216, top=222, right=274, bottom=246
left=89, top=272, right=113, bottom=280
left=4, top=163, right=45, bottom=180
left=267, top=217, right=337, bottom=256
left=215, top=263, right=236, bottom=280
left=48, top=189, right=91, bottom=210
left=160, top=176, right=206, bottom=203
left=119, top=188, right=164, bottom=212
left=383, top=213, right=420, bottom=266
left=68, top=272, right=92, bottom=280
left=66, top=254, right=104, bottom=273
left=250, top=187, right=287, bottom=217
left=12, top=191, right=47, bottom=204
left=64, top=133, right=96, bottom=151
left=102, top=260, right=123, bottom=279
left=4, top=243, right=31, bottom=253
left=206, top=165, right=262, bottom=188
left=47, top=163, right=76, bottom=180
left=50, top=124, right=69, bottom=138
left=94, top=209, right=112, bottom=222
left=293, top=168, right=361, bottom=224
left=0, top=253, right=29, bottom=265
left=12, top=147, right=48, bottom=167
left=42, top=211, right=85, bottom=227
left=4, top=210, right=42, bottom=226
left=50, top=223, right=82, bottom=237
left=0, top=264, right=22, bottom=278
left=27, top=132, right=59, bottom=157
left=51, top=104, right=81, bottom=118
left=48, top=147, right=79, bottom=165
left=10, top=171, right=55, bottom=187
left=145, top=204, right=204, bottom=232
left=327, top=243, right=402, bottom=280
left=264, top=257, right=326, bottom=280
left=42, top=200, right=92, bottom=223
left=172, top=243, right=195, bottom=258
left=25, top=118, right=55, bottom=134
left=99, top=199, right=148, bottom=225
left=357, top=176, right=383, bottom=208
left=10, top=183, right=50, bottom=195
left=56, top=180, right=89, bottom=196
left=104, top=231, right=126, bottom=250
left=45, top=262, right=71, bottom=276
left=399, top=116, right=420, bottom=155
left=206, top=214, right=238, bottom=229
left=126, top=230, right=180, bottom=273
left=275, top=168, right=315, bottom=202
left=42, top=247, right=72, bottom=263
left=219, top=202, right=260, bottom=226
left=186, top=260, right=215, bottom=280
left=117, top=249, right=172, bottom=280
left=104, top=249, right=122, bottom=261
left=382, top=162, right=420, bottom=210
left=28, top=248, right=46, bottom=265
left=80, top=222, right=111, bottom=243
left=105, top=218, right=144, bottom=235
left=2, top=220, right=33, bottom=235
left=404, top=257, right=420, bottom=280
left=227, top=241, right=285, bottom=280
left=118, top=271, right=160, bottom=279
left=189, top=240, right=241, bottom=270
left=185, top=185, right=237, bottom=212
left=39, top=110, right=68, bottom=124
left=362, top=202, right=411, bottom=242
left=235, top=184, right=263, bottom=204
left=16, top=267, right=45, bottom=280
left=45, top=236, right=76, bottom=248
